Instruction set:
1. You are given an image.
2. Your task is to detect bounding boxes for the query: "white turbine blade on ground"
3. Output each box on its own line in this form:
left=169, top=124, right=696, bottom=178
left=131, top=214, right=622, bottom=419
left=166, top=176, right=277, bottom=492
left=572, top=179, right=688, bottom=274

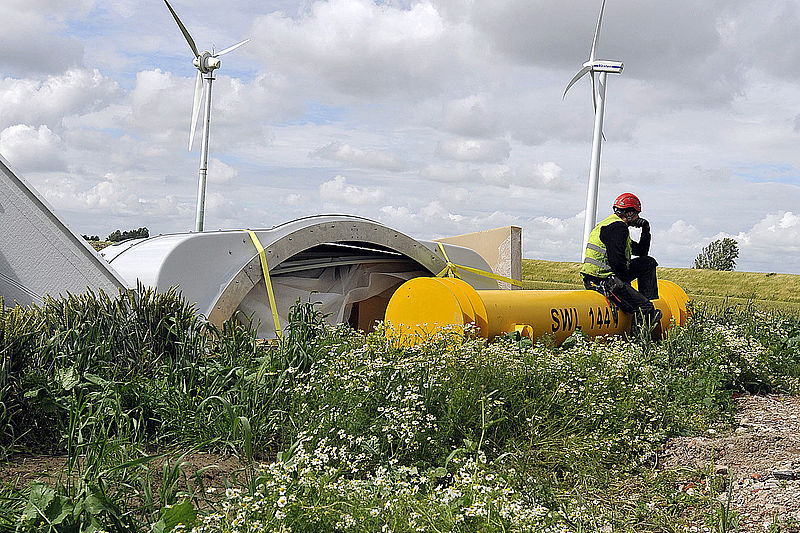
left=563, top=65, right=592, bottom=98
left=590, top=0, right=607, bottom=62
left=164, top=0, right=199, bottom=58
left=216, top=39, right=250, bottom=56
left=189, top=71, right=203, bottom=150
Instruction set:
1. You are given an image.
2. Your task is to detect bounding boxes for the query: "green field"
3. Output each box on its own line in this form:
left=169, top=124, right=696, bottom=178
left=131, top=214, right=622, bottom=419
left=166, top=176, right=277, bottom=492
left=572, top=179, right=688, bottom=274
left=523, top=259, right=800, bottom=313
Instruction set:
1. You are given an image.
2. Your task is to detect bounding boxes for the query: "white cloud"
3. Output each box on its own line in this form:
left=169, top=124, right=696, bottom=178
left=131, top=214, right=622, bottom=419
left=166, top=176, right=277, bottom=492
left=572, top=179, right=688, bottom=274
left=37, top=172, right=192, bottom=224
left=379, top=201, right=449, bottom=234
left=250, top=0, right=474, bottom=96
left=436, top=185, right=471, bottom=204
left=730, top=211, right=800, bottom=272
left=319, top=175, right=384, bottom=205
left=729, top=2, right=800, bottom=83
left=420, top=163, right=480, bottom=183
left=470, top=0, right=742, bottom=105
left=84, top=178, right=135, bottom=211
left=436, top=137, right=510, bottom=163
left=526, top=161, right=568, bottom=189
left=204, top=191, right=238, bottom=217
left=0, top=125, right=65, bottom=172
left=378, top=199, right=522, bottom=239
left=478, top=161, right=567, bottom=189
left=480, top=164, right=514, bottom=186
left=660, top=220, right=704, bottom=248
left=129, top=69, right=187, bottom=136
left=522, top=212, right=586, bottom=261
left=379, top=204, right=415, bottom=222
left=310, top=142, right=407, bottom=170
left=208, top=158, right=238, bottom=183
left=440, top=95, right=499, bottom=137
left=124, top=69, right=304, bottom=155
left=37, top=174, right=134, bottom=214
left=0, top=3, right=89, bottom=76
left=0, top=70, right=121, bottom=130
left=284, top=193, right=303, bottom=206
left=653, top=220, right=705, bottom=268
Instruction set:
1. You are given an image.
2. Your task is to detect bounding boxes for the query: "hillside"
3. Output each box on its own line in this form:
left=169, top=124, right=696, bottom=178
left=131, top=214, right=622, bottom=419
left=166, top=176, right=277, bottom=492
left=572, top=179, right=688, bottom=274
left=522, top=259, right=800, bottom=313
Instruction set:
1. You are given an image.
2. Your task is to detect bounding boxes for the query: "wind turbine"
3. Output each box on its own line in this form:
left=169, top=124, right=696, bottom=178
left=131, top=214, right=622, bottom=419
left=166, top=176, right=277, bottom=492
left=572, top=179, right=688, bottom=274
left=164, top=0, right=249, bottom=232
left=563, top=0, right=623, bottom=257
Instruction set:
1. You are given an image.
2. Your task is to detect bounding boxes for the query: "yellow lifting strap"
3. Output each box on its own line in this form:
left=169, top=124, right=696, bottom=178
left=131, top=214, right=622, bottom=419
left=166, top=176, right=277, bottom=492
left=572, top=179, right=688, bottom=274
left=243, top=230, right=282, bottom=338
left=435, top=242, right=523, bottom=287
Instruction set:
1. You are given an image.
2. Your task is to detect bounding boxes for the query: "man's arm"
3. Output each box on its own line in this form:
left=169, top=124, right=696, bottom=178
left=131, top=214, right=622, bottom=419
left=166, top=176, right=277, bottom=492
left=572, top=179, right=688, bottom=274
left=630, top=218, right=651, bottom=256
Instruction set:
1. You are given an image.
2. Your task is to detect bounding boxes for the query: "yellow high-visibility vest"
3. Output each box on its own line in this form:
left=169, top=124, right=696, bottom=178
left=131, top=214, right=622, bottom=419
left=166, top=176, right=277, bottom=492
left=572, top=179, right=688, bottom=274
left=580, top=214, right=631, bottom=278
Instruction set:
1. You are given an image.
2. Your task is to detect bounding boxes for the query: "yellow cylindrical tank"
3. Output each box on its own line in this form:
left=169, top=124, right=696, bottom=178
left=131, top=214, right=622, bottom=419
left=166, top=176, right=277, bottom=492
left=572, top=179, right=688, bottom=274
left=385, top=277, right=689, bottom=346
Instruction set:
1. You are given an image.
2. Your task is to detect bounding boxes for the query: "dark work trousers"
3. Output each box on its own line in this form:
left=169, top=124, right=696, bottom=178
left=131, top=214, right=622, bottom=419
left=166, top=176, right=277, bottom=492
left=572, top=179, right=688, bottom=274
left=618, top=256, right=659, bottom=300
left=582, top=255, right=659, bottom=319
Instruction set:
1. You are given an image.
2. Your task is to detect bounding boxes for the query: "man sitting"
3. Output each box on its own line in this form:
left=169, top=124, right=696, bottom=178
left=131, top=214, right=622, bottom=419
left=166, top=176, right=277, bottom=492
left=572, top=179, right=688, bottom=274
left=580, top=193, right=662, bottom=335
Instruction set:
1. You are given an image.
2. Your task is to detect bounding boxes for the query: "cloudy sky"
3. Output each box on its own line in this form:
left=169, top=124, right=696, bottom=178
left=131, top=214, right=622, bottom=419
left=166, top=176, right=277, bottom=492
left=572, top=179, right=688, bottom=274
left=2, top=0, right=800, bottom=273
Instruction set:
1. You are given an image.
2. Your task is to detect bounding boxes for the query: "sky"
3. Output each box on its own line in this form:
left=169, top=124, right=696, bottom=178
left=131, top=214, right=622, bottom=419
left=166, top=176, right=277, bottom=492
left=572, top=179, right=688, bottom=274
left=2, top=0, right=800, bottom=274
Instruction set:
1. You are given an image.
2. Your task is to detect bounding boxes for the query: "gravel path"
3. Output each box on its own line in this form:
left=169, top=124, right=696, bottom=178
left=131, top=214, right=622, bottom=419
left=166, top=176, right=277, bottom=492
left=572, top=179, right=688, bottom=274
left=661, top=394, right=800, bottom=532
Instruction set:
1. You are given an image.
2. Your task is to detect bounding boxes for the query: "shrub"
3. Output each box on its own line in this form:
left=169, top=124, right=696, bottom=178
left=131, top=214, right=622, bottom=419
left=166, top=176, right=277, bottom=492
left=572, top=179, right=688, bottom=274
left=107, top=227, right=150, bottom=242
left=693, top=238, right=739, bottom=271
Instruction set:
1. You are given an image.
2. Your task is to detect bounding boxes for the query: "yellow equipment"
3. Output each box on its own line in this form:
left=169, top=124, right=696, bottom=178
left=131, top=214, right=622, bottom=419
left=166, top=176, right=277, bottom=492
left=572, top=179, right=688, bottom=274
left=385, top=277, right=689, bottom=346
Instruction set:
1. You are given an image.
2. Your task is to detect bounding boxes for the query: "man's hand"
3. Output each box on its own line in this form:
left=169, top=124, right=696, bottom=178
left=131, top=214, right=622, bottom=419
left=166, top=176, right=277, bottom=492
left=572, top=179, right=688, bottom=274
left=631, top=217, right=650, bottom=230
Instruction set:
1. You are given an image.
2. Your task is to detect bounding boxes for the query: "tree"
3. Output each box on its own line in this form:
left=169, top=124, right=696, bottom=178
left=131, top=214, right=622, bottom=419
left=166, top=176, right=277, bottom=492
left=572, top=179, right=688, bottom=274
left=106, top=227, right=150, bottom=243
left=693, top=238, right=739, bottom=271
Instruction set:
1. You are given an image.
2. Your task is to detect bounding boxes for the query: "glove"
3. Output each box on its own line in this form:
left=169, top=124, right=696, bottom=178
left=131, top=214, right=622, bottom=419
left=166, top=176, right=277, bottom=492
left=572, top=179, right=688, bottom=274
left=631, top=217, right=650, bottom=230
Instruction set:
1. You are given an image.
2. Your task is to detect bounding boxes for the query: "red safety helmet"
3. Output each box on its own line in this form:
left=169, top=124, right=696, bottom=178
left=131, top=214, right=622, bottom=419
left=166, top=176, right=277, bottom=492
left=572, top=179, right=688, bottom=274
left=613, top=193, right=641, bottom=213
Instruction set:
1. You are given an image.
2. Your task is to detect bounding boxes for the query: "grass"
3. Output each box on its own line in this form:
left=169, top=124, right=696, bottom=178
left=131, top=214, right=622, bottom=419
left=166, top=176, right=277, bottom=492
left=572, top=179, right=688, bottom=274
left=0, top=278, right=799, bottom=531
left=522, top=259, right=800, bottom=313
left=88, top=240, right=112, bottom=251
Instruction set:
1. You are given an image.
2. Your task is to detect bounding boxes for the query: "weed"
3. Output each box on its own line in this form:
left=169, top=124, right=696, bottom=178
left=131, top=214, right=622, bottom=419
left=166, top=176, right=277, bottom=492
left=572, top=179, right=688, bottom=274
left=278, top=297, right=327, bottom=372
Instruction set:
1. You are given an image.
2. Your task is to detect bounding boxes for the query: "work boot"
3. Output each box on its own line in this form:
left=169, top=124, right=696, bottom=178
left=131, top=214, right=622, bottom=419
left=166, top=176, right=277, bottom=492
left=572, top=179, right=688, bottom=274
left=649, top=309, right=663, bottom=331
left=631, top=308, right=662, bottom=338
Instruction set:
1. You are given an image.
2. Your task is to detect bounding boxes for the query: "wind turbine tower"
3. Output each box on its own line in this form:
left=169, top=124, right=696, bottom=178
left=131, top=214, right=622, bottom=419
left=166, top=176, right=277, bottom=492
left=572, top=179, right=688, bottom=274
left=563, top=0, right=623, bottom=257
left=164, top=0, right=249, bottom=232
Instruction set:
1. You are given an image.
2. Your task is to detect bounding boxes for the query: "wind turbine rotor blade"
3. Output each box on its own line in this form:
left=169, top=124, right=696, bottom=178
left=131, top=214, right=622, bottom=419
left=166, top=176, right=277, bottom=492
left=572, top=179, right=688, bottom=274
left=598, top=73, right=607, bottom=140
left=216, top=39, right=250, bottom=56
left=563, top=65, right=592, bottom=98
left=189, top=71, right=203, bottom=150
left=590, top=0, right=607, bottom=61
left=164, top=0, right=200, bottom=58
left=591, top=71, right=597, bottom=111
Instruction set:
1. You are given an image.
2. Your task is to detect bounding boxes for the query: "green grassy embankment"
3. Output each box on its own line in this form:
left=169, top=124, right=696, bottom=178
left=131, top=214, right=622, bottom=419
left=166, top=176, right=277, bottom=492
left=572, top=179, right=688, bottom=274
left=522, top=259, right=800, bottom=313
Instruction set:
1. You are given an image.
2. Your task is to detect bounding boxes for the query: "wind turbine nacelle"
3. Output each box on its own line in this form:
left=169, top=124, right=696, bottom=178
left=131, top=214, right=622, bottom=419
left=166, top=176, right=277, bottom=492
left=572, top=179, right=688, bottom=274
left=589, top=60, right=623, bottom=74
left=193, top=52, right=221, bottom=73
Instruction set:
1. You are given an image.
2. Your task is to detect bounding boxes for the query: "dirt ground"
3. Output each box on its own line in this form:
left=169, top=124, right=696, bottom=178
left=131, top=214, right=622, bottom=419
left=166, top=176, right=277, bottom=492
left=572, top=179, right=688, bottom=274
left=661, top=393, right=800, bottom=532
left=0, top=451, right=244, bottom=501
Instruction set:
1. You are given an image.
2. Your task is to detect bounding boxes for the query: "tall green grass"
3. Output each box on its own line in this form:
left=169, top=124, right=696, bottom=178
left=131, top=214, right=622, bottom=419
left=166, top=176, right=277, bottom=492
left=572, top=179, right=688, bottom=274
left=1, top=287, right=799, bottom=531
